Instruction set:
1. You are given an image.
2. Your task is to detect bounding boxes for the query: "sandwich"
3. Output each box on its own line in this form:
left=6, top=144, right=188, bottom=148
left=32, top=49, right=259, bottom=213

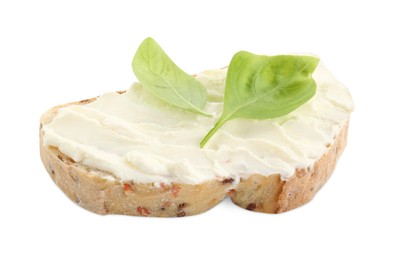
left=40, top=38, right=354, bottom=216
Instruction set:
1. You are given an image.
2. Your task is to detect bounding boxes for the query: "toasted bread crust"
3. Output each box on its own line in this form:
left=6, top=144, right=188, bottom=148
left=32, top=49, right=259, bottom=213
left=40, top=97, right=349, bottom=216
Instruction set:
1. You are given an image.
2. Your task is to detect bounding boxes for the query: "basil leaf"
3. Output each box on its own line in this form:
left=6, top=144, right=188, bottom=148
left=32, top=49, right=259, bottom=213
left=132, top=37, right=210, bottom=116
left=200, top=52, right=319, bottom=147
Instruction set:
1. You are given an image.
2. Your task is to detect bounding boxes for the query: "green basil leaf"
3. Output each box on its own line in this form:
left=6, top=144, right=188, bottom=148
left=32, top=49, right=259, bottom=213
left=200, top=52, right=319, bottom=147
left=132, top=37, right=210, bottom=116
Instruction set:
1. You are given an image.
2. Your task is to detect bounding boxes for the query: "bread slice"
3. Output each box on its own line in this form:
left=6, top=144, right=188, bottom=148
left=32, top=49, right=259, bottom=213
left=40, top=95, right=349, bottom=217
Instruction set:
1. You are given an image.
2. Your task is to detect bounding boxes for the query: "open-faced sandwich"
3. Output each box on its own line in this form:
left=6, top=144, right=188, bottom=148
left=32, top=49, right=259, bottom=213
left=40, top=38, right=354, bottom=217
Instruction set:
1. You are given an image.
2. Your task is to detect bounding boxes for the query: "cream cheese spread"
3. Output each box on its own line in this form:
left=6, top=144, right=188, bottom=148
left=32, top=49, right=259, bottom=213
left=43, top=62, right=354, bottom=184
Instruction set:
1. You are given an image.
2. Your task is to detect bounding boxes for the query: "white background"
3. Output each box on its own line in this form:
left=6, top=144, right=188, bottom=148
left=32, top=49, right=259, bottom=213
left=1, top=0, right=395, bottom=259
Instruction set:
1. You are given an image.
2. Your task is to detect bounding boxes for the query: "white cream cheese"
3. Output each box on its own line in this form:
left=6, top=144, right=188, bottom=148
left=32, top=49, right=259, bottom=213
left=43, top=63, right=354, bottom=184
